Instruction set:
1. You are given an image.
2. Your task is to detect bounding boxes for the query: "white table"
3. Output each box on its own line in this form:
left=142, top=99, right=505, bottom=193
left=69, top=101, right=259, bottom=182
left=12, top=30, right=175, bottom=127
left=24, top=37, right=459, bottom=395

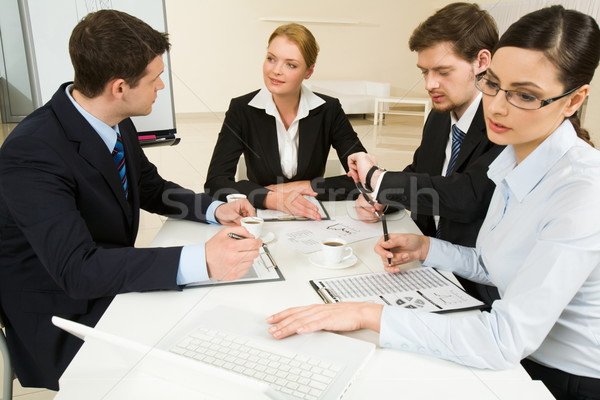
left=374, top=97, right=431, bottom=126
left=55, top=202, right=553, bottom=399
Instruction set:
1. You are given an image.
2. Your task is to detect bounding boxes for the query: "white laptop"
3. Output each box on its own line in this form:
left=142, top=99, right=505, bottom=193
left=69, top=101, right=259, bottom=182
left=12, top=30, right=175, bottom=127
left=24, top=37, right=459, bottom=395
left=53, top=305, right=375, bottom=400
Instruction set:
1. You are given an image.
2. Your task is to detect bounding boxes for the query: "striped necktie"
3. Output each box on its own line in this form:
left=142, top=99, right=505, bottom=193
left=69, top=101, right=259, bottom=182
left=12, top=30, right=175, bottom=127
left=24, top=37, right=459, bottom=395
left=436, top=124, right=466, bottom=238
left=446, top=124, right=466, bottom=176
left=112, top=133, right=128, bottom=198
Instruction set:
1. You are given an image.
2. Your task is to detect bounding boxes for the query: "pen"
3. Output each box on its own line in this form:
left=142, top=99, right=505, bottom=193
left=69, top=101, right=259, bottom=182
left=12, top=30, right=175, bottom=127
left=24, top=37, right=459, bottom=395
left=356, top=182, right=382, bottom=218
left=356, top=182, right=391, bottom=266
left=382, top=214, right=391, bottom=267
left=228, top=232, right=249, bottom=240
left=229, top=233, right=277, bottom=268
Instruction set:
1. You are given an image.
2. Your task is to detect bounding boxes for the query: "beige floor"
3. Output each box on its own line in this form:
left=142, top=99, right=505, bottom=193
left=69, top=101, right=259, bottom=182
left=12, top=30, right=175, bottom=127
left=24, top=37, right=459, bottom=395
left=0, top=111, right=422, bottom=399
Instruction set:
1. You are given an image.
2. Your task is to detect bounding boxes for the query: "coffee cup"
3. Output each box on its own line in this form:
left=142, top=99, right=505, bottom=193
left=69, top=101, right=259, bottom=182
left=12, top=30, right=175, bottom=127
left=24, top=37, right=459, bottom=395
left=226, top=193, right=247, bottom=203
left=241, top=216, right=264, bottom=238
left=320, top=238, right=353, bottom=264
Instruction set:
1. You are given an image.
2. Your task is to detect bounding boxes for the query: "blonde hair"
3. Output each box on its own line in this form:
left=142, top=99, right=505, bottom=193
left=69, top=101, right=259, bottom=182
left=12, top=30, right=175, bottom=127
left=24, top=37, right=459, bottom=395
left=268, top=23, right=319, bottom=67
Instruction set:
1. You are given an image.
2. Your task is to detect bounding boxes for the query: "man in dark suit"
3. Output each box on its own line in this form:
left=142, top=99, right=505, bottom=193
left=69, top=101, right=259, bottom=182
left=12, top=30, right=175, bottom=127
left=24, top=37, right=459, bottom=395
left=0, top=10, right=261, bottom=390
left=350, top=3, right=503, bottom=305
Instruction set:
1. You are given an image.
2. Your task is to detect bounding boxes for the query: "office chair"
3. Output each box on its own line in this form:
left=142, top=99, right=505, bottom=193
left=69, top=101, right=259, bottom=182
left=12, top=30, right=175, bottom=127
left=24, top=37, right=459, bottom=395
left=0, top=312, right=14, bottom=400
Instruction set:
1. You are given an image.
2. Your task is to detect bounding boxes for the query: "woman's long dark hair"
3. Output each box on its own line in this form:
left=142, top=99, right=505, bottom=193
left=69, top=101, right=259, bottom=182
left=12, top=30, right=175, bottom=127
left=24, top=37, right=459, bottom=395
left=494, top=6, right=600, bottom=146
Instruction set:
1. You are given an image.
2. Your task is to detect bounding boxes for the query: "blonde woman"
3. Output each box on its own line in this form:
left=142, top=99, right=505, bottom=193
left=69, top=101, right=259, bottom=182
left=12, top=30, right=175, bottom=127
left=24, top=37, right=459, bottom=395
left=205, top=23, right=366, bottom=221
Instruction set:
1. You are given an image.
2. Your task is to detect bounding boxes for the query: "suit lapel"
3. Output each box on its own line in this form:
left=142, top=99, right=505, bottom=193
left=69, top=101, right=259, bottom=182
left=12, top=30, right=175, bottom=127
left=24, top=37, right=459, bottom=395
left=454, top=102, right=486, bottom=172
left=119, top=120, right=139, bottom=238
left=257, top=113, right=285, bottom=178
left=426, top=112, right=451, bottom=175
left=52, top=84, right=133, bottom=221
left=296, top=106, right=322, bottom=177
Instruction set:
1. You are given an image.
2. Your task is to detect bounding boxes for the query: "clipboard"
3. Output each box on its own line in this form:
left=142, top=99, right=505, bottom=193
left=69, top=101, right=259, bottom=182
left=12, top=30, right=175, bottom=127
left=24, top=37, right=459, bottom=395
left=185, top=244, right=284, bottom=288
left=256, top=197, right=330, bottom=221
left=310, top=267, right=485, bottom=313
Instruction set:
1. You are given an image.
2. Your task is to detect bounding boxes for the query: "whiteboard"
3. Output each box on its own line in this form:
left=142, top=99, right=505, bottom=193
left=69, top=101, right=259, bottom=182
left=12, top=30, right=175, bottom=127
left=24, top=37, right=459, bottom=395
left=21, top=0, right=175, bottom=134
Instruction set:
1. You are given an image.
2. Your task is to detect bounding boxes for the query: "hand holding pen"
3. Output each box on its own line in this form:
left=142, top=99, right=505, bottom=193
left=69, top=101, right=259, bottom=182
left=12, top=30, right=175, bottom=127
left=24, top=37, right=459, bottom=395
left=355, top=182, right=391, bottom=267
left=228, top=232, right=277, bottom=269
left=205, top=227, right=262, bottom=281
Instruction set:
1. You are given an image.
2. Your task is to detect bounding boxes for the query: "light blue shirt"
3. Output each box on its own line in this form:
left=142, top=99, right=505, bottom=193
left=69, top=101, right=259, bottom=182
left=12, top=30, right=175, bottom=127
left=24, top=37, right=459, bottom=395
left=379, top=120, right=600, bottom=378
left=65, top=85, right=222, bottom=285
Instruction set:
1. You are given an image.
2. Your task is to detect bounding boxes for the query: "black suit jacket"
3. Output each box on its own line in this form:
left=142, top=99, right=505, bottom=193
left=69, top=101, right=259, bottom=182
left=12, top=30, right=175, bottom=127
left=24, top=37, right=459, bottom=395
left=204, top=90, right=367, bottom=207
left=0, top=83, right=213, bottom=390
left=378, top=102, right=503, bottom=246
left=377, top=103, right=503, bottom=304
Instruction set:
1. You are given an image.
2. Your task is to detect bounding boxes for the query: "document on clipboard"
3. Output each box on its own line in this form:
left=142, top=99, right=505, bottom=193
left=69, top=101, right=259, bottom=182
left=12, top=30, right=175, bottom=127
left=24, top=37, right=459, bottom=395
left=310, top=268, right=485, bottom=313
left=256, top=196, right=330, bottom=221
left=186, top=245, right=283, bottom=288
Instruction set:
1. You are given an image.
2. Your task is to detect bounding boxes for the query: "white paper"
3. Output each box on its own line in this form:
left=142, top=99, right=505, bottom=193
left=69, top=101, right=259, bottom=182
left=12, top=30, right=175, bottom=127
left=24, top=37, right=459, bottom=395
left=312, top=268, right=485, bottom=313
left=270, top=215, right=384, bottom=254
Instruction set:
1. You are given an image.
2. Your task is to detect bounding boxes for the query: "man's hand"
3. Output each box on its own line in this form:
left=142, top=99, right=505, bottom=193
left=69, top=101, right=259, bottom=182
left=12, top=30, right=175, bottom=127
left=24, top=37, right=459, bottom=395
left=347, top=152, right=378, bottom=184
left=354, top=195, right=385, bottom=223
left=214, top=199, right=256, bottom=226
left=205, top=226, right=262, bottom=281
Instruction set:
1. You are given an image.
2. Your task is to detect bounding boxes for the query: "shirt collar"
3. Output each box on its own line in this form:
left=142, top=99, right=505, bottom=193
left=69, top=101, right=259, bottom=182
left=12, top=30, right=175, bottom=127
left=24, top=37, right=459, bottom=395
left=451, top=92, right=482, bottom=133
left=65, top=84, right=119, bottom=152
left=488, top=119, right=578, bottom=202
left=248, top=84, right=325, bottom=121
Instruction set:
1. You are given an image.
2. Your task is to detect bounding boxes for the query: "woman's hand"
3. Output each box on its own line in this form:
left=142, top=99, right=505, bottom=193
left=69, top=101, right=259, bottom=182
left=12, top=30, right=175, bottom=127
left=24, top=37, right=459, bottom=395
left=264, top=181, right=321, bottom=220
left=265, top=180, right=315, bottom=194
left=267, top=303, right=383, bottom=339
left=374, top=233, right=430, bottom=273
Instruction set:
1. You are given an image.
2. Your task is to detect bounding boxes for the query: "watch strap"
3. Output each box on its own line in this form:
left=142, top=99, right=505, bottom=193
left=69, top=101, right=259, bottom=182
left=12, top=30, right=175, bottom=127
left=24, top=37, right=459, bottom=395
left=365, top=165, right=385, bottom=192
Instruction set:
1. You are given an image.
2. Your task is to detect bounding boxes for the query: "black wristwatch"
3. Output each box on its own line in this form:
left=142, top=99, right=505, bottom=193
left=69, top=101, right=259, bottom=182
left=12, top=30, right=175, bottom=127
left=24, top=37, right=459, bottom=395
left=365, top=165, right=386, bottom=192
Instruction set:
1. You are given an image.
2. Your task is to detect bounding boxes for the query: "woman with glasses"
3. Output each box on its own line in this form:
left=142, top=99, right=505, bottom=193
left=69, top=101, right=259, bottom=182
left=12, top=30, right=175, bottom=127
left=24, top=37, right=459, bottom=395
left=267, top=6, right=600, bottom=399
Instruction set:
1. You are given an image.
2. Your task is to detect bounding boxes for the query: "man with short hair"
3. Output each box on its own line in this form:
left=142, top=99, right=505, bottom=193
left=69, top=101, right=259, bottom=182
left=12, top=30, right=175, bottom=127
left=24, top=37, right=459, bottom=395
left=350, top=2, right=503, bottom=304
left=0, top=10, right=260, bottom=390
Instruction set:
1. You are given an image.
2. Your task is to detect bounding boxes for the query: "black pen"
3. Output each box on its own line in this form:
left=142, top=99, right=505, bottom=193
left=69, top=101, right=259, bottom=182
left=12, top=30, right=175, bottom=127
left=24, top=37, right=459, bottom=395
left=229, top=232, right=276, bottom=268
left=228, top=232, right=249, bottom=240
left=382, top=214, right=391, bottom=267
left=357, top=183, right=382, bottom=218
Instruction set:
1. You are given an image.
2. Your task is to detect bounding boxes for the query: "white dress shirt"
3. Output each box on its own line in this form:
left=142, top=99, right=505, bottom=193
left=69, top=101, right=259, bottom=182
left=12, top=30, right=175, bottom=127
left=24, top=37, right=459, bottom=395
left=379, top=119, right=600, bottom=378
left=372, top=93, right=482, bottom=207
left=65, top=85, right=221, bottom=285
left=248, top=85, right=325, bottom=179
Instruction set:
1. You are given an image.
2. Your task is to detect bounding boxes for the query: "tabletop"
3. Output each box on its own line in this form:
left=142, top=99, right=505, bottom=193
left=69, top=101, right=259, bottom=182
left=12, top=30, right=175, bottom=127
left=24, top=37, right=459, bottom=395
left=55, top=201, right=553, bottom=399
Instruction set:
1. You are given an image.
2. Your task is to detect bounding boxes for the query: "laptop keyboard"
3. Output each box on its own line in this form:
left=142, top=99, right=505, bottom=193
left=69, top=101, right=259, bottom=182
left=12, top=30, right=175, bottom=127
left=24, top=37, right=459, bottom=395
left=169, top=327, right=341, bottom=399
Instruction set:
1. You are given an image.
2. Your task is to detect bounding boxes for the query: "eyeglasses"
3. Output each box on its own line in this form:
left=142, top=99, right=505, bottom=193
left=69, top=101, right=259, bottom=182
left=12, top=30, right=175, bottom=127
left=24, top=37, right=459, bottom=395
left=475, top=72, right=577, bottom=110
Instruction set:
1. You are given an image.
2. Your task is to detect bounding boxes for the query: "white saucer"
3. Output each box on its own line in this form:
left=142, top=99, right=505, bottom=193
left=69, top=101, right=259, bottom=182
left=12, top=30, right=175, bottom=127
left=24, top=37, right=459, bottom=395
left=308, top=252, right=358, bottom=269
left=261, top=231, right=276, bottom=244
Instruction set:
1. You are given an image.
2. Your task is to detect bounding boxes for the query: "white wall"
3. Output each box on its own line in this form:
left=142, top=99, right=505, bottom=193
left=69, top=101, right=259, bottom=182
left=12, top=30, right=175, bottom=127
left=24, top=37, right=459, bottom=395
left=164, top=0, right=449, bottom=114
left=164, top=0, right=599, bottom=142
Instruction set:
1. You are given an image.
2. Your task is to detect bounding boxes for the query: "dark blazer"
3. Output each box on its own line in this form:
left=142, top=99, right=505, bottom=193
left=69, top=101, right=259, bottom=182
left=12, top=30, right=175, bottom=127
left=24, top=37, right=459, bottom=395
left=377, top=102, right=504, bottom=304
left=0, top=83, right=213, bottom=390
left=204, top=90, right=367, bottom=207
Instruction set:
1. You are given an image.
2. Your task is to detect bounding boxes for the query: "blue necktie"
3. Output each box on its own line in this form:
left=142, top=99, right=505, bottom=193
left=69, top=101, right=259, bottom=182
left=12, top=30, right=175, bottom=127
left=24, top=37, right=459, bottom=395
left=446, top=124, right=466, bottom=176
left=112, top=133, right=128, bottom=198
left=436, top=124, right=466, bottom=238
